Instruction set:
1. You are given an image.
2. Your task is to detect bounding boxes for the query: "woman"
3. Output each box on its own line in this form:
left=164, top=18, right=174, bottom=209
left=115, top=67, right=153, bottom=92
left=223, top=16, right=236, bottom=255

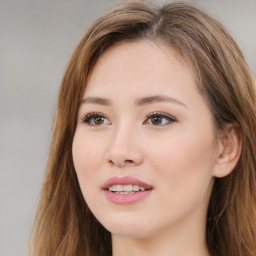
left=28, top=1, right=256, bottom=256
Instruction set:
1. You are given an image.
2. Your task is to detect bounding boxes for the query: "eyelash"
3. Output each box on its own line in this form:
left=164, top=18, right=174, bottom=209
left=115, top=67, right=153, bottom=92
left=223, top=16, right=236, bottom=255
left=81, top=112, right=110, bottom=126
left=144, top=112, right=176, bottom=126
left=81, top=112, right=176, bottom=126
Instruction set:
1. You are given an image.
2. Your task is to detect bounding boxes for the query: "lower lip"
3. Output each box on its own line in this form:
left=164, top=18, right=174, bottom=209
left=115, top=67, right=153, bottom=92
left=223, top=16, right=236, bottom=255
left=104, top=190, right=152, bottom=204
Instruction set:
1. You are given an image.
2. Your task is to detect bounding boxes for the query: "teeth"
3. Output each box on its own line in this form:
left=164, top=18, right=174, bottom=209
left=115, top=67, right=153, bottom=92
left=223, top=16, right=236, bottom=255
left=115, top=191, right=135, bottom=194
left=124, top=184, right=133, bottom=191
left=108, top=184, right=146, bottom=193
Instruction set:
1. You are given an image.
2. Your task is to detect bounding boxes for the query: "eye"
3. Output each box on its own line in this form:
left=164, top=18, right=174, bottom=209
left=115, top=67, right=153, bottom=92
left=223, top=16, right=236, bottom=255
left=81, top=113, right=111, bottom=126
left=144, top=112, right=176, bottom=126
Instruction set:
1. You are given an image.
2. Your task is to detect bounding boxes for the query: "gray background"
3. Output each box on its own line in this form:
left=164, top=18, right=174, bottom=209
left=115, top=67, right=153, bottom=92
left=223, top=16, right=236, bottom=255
left=0, top=0, right=255, bottom=255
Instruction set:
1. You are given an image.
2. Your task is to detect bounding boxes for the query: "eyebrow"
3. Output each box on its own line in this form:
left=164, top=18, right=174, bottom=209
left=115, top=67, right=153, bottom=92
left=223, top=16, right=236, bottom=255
left=81, top=97, right=111, bottom=105
left=134, top=95, right=187, bottom=108
left=81, top=95, right=187, bottom=108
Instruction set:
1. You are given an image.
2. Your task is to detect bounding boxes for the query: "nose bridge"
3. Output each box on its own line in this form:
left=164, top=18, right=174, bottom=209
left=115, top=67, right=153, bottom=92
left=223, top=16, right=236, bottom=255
left=113, top=120, right=132, bottom=147
left=105, top=120, right=143, bottom=167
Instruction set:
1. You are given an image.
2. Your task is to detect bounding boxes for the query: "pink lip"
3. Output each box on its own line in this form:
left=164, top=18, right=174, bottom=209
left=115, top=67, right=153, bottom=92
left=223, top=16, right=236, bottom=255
left=102, top=176, right=153, bottom=190
left=102, top=176, right=153, bottom=204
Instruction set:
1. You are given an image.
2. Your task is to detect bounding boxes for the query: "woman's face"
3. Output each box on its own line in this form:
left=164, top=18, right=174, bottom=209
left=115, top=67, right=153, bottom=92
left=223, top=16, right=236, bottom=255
left=72, top=40, right=220, bottom=238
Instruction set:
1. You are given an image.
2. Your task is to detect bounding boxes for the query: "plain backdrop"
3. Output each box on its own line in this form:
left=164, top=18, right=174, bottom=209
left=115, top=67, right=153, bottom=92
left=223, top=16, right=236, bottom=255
left=0, top=0, right=255, bottom=255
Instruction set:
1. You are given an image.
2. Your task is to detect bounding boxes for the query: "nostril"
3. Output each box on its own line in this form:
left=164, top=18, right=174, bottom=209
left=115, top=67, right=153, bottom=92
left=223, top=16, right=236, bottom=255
left=107, top=159, right=134, bottom=167
left=106, top=150, right=143, bottom=167
left=125, top=159, right=134, bottom=164
left=108, top=160, right=115, bottom=166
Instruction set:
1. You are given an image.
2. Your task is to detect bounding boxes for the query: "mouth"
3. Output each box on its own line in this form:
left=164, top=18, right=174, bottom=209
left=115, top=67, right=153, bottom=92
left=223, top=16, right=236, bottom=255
left=102, top=176, right=153, bottom=204
left=108, top=184, right=147, bottom=194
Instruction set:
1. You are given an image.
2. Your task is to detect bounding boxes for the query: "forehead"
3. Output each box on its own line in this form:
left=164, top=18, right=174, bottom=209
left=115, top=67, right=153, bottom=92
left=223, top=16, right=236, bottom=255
left=85, top=40, right=196, bottom=97
left=80, top=40, right=214, bottom=131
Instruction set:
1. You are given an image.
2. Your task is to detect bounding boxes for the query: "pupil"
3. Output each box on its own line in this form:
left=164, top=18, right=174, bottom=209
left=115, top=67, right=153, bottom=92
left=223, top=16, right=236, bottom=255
left=94, top=117, right=104, bottom=125
left=152, top=116, right=162, bottom=125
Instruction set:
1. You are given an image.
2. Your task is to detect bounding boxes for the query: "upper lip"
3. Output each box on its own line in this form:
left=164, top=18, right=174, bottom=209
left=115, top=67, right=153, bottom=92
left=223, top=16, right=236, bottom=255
left=102, top=176, right=153, bottom=190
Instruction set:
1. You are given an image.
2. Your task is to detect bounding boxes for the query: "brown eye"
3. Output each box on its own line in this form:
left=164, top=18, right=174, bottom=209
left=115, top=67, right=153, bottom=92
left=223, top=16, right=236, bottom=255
left=82, top=113, right=111, bottom=126
left=151, top=116, right=162, bottom=125
left=94, top=116, right=105, bottom=125
left=144, top=112, right=176, bottom=126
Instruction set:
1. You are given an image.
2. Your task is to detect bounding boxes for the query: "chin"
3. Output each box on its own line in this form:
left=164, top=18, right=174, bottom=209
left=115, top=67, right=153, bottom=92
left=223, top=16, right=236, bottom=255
left=99, top=213, right=154, bottom=238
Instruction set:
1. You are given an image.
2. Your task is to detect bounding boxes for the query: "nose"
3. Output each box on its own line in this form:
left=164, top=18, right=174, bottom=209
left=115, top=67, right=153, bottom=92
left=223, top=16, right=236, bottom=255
left=105, top=125, right=144, bottom=168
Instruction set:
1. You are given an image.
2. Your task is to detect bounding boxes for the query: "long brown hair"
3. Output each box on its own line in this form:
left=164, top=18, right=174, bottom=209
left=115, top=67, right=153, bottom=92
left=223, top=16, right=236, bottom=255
left=28, top=1, right=256, bottom=255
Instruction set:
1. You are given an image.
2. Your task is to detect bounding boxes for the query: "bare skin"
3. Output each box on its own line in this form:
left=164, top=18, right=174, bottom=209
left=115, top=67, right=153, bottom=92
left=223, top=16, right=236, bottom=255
left=73, top=40, right=241, bottom=256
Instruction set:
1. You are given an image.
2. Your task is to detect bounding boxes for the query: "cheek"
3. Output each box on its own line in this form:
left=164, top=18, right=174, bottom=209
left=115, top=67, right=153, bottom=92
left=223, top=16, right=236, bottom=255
left=147, top=130, right=215, bottom=171
left=72, top=131, right=105, bottom=193
left=145, top=126, right=216, bottom=204
left=72, top=130, right=109, bottom=217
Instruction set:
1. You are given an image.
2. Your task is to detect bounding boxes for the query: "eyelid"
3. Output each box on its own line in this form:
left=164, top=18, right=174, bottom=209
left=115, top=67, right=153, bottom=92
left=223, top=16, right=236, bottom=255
left=80, top=111, right=176, bottom=126
left=144, top=111, right=176, bottom=125
left=81, top=112, right=111, bottom=126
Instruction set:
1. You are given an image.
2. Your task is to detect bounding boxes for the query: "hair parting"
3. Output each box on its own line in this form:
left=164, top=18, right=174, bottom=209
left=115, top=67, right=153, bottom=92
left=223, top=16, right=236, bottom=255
left=28, top=1, right=256, bottom=255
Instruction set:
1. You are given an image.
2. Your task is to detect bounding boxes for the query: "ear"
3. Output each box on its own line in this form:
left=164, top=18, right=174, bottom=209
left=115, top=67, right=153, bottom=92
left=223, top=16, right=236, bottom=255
left=213, top=123, right=242, bottom=178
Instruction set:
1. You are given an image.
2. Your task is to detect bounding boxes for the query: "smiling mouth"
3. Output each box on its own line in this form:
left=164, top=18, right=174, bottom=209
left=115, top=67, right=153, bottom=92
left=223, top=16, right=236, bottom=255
left=108, top=184, right=148, bottom=194
left=103, top=176, right=153, bottom=204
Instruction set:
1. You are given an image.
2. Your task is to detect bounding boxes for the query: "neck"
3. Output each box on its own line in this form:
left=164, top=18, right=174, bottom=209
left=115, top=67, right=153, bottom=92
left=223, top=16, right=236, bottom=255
left=111, top=213, right=210, bottom=256
left=112, top=233, right=210, bottom=256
